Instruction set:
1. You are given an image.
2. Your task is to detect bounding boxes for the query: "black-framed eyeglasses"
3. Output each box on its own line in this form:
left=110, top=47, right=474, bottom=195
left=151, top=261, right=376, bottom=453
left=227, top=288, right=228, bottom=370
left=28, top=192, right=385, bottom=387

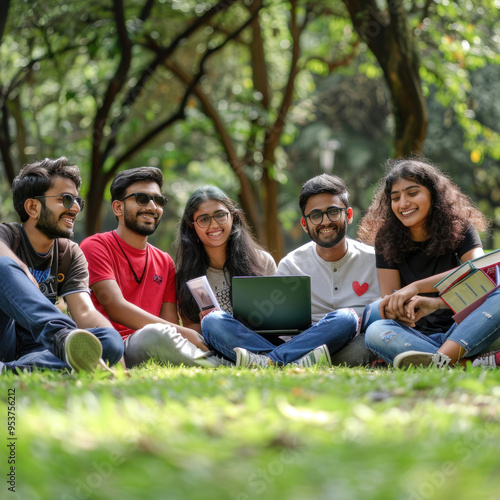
left=193, top=211, right=230, bottom=228
left=35, top=194, right=85, bottom=211
left=305, top=207, right=347, bottom=225
left=119, top=193, right=168, bottom=208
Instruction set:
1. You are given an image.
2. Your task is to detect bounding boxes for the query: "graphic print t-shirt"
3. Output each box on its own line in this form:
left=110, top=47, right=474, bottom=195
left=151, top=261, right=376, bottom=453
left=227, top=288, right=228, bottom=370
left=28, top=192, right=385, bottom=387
left=0, top=222, right=88, bottom=304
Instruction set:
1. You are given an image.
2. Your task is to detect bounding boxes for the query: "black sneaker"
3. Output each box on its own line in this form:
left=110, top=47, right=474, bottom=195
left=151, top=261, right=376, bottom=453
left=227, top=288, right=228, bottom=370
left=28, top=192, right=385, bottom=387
left=54, top=329, right=103, bottom=373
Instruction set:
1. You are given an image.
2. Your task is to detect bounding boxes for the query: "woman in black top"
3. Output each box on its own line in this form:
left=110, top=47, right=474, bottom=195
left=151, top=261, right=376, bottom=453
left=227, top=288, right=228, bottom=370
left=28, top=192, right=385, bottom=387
left=358, top=157, right=499, bottom=368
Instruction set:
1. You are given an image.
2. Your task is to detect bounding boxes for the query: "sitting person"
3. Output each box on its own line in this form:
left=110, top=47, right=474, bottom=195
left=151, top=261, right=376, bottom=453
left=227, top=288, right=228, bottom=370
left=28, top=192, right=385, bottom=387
left=81, top=167, right=227, bottom=368
left=200, top=174, right=381, bottom=367
left=358, top=157, right=500, bottom=368
left=174, top=185, right=276, bottom=335
left=0, top=157, right=123, bottom=373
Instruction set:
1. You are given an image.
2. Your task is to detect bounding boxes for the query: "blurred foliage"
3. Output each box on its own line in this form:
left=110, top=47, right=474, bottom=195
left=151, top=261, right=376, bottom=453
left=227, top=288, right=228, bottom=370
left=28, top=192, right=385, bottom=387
left=0, top=0, right=499, bottom=255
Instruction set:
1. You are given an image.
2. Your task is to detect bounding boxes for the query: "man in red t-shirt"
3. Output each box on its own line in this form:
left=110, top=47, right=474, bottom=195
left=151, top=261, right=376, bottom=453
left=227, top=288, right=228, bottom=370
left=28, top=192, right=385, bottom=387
left=81, top=167, right=226, bottom=367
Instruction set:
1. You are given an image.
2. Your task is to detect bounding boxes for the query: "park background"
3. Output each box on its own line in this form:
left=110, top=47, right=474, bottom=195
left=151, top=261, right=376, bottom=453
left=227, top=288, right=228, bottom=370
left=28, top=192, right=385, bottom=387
left=1, top=0, right=499, bottom=258
left=1, top=2, right=500, bottom=500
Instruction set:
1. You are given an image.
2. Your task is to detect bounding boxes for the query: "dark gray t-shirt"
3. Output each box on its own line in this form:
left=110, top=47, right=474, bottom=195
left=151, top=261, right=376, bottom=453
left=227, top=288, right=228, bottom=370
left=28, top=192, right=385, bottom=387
left=0, top=223, right=89, bottom=304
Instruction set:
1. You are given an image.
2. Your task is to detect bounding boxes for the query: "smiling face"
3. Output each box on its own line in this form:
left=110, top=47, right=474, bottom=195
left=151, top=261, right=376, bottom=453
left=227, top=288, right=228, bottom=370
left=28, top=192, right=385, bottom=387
left=390, top=178, right=432, bottom=239
left=192, top=199, right=233, bottom=251
left=35, top=176, right=81, bottom=239
left=120, top=180, right=163, bottom=236
left=301, top=193, right=351, bottom=249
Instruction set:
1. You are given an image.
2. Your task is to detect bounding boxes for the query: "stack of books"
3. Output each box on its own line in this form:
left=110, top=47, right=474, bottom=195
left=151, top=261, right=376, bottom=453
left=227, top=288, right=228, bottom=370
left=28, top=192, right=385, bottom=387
left=435, top=249, right=500, bottom=323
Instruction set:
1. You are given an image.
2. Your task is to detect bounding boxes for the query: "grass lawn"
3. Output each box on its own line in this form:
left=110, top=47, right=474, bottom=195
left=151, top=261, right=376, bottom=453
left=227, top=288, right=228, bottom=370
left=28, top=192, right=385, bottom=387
left=1, top=363, right=500, bottom=500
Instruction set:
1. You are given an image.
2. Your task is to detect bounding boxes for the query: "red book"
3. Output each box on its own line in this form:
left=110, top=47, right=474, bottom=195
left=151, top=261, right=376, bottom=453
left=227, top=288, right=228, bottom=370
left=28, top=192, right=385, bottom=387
left=435, top=248, right=500, bottom=294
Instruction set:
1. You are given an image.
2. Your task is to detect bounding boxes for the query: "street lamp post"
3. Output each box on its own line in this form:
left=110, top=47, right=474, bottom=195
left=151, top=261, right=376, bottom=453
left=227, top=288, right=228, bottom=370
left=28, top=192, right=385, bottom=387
left=319, top=139, right=341, bottom=173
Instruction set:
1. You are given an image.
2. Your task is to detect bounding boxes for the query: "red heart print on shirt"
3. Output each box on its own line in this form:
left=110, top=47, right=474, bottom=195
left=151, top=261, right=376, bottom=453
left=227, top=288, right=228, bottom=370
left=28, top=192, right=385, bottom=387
left=353, top=281, right=369, bottom=296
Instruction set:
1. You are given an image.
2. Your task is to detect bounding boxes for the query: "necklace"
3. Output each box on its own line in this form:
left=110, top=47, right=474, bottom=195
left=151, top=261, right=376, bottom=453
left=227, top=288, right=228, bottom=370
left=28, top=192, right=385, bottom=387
left=112, top=231, right=149, bottom=284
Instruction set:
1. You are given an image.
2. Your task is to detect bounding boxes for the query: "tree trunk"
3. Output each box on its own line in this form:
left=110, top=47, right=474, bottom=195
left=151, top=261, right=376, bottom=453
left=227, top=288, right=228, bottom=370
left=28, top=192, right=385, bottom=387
left=343, top=0, right=427, bottom=156
left=261, top=167, right=282, bottom=258
left=0, top=0, right=10, bottom=44
left=84, top=174, right=109, bottom=236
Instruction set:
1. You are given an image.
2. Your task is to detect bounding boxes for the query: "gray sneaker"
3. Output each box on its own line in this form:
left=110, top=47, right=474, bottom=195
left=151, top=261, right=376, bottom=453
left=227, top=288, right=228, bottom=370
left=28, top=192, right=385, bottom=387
left=393, top=350, right=451, bottom=369
left=234, top=347, right=271, bottom=368
left=293, top=344, right=332, bottom=368
left=196, top=352, right=234, bottom=367
left=54, top=329, right=103, bottom=373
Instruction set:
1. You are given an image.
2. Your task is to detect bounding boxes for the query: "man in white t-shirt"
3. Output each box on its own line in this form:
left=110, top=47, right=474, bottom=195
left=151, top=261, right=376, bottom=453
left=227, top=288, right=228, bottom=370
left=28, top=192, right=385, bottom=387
left=277, top=174, right=381, bottom=366
left=202, top=174, right=381, bottom=367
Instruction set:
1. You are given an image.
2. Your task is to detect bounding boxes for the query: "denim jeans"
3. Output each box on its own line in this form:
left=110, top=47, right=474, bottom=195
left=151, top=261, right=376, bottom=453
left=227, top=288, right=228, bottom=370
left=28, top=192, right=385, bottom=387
left=0, top=256, right=123, bottom=371
left=201, top=308, right=358, bottom=365
left=365, top=287, right=500, bottom=364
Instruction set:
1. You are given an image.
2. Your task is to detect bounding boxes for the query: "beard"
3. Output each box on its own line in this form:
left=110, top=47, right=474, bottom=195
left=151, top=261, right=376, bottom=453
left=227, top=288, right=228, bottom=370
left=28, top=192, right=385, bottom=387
left=307, top=219, right=347, bottom=248
left=123, top=207, right=160, bottom=236
left=36, top=206, right=74, bottom=239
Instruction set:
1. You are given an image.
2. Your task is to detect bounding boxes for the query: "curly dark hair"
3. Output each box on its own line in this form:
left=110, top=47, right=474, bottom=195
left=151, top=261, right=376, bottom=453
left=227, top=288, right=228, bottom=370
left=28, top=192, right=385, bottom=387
left=174, top=185, right=273, bottom=324
left=357, top=157, right=488, bottom=263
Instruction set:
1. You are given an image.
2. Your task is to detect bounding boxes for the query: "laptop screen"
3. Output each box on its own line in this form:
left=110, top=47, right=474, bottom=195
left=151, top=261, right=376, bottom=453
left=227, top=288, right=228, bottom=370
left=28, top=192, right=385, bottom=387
left=232, top=276, right=312, bottom=334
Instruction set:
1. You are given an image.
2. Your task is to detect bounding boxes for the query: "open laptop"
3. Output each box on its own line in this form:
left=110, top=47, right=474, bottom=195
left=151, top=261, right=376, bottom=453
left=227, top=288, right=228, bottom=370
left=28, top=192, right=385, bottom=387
left=232, top=276, right=312, bottom=335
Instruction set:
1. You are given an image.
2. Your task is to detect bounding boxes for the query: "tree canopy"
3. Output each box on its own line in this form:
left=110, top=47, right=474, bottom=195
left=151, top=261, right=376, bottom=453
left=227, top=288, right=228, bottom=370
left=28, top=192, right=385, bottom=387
left=1, top=0, right=499, bottom=256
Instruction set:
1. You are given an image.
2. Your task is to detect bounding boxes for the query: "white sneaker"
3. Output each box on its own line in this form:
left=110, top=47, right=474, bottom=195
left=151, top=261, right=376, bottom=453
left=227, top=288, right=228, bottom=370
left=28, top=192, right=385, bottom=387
left=471, top=350, right=500, bottom=368
left=234, top=348, right=272, bottom=368
left=393, top=350, right=451, bottom=369
left=293, top=344, right=332, bottom=368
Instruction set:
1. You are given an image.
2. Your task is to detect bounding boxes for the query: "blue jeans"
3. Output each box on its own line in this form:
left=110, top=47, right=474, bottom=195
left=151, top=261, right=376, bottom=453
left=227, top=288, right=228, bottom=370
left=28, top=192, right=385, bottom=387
left=201, top=308, right=358, bottom=365
left=0, top=256, right=123, bottom=371
left=365, top=287, right=500, bottom=364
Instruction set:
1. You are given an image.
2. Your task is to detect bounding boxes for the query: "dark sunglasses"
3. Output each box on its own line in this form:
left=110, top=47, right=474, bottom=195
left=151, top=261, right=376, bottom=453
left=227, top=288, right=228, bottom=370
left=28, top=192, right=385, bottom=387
left=119, top=192, right=168, bottom=208
left=35, top=194, right=85, bottom=211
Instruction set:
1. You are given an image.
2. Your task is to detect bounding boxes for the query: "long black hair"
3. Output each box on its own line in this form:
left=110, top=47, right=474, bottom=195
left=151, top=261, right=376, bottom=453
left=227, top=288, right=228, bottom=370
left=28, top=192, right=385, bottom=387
left=174, top=186, right=272, bottom=323
left=358, top=157, right=488, bottom=263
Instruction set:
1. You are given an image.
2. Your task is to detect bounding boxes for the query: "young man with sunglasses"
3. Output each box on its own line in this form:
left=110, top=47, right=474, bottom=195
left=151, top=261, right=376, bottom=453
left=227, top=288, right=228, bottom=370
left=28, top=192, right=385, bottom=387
left=204, top=174, right=381, bottom=367
left=0, top=157, right=124, bottom=373
left=80, top=167, right=224, bottom=368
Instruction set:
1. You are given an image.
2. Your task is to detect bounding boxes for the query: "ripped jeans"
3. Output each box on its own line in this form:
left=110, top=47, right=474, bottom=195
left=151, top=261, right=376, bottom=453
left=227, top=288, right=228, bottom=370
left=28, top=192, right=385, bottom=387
left=365, top=288, right=500, bottom=364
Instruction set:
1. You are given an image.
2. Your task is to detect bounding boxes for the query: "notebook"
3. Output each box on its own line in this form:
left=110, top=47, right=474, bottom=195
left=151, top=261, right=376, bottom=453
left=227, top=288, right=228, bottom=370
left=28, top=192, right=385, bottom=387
left=232, top=276, right=312, bottom=335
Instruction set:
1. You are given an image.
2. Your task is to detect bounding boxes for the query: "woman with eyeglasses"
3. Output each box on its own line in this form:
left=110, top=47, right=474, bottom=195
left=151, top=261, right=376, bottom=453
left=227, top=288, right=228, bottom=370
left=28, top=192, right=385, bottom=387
left=358, top=157, right=500, bottom=369
left=174, top=185, right=277, bottom=333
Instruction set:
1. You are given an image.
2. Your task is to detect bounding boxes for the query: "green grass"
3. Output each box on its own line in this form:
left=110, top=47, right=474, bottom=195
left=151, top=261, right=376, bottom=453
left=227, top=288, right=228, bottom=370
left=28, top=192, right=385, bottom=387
left=2, top=364, right=500, bottom=500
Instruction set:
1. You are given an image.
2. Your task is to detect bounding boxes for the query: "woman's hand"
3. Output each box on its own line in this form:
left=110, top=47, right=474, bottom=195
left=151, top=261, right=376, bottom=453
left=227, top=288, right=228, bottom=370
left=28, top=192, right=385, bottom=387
left=378, top=283, right=420, bottom=320
left=404, top=296, right=446, bottom=324
left=199, top=307, right=218, bottom=321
